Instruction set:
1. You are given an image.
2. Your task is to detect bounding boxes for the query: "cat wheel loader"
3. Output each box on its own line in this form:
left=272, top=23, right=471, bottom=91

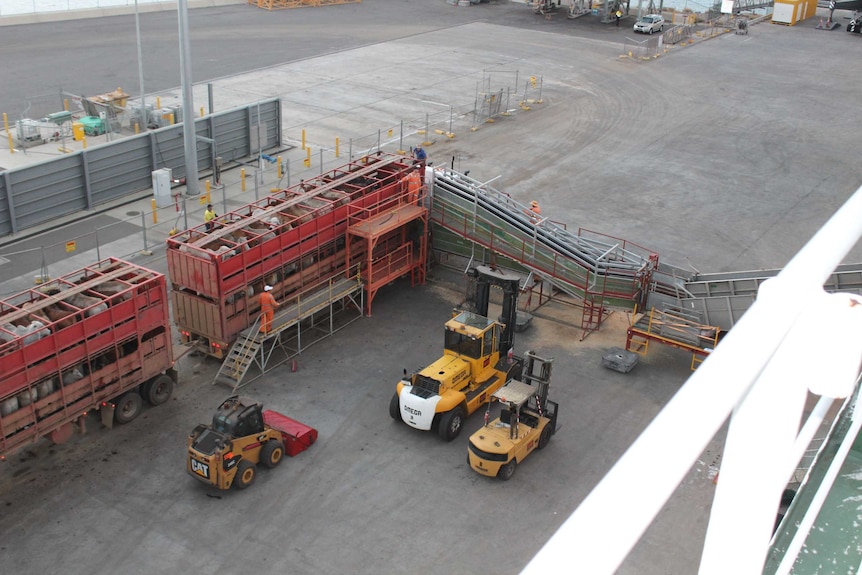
left=187, top=395, right=317, bottom=490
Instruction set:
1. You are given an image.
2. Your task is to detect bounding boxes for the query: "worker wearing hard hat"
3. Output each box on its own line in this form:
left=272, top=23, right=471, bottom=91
left=530, top=200, right=542, bottom=217
left=259, top=285, right=280, bottom=334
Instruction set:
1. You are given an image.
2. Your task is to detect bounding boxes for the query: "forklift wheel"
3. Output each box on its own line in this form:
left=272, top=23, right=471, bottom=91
left=438, top=406, right=465, bottom=442
left=498, top=458, right=517, bottom=481
left=389, top=393, right=401, bottom=421
left=234, top=460, right=257, bottom=489
left=537, top=424, right=552, bottom=450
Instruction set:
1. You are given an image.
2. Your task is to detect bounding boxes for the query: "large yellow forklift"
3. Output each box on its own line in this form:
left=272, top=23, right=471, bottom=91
left=389, top=265, right=524, bottom=441
left=467, top=351, right=557, bottom=480
left=187, top=396, right=317, bottom=490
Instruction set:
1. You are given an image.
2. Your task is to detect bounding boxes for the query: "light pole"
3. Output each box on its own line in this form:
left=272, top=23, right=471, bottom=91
left=134, top=0, right=147, bottom=132
left=178, top=0, right=199, bottom=196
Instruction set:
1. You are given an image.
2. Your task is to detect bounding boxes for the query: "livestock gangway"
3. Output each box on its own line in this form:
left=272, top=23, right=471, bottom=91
left=428, top=168, right=658, bottom=335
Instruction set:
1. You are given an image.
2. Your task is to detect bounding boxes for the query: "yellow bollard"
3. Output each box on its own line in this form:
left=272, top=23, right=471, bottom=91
left=335, top=137, right=340, bottom=158
left=304, top=147, right=311, bottom=168
left=63, top=99, right=69, bottom=111
left=151, top=199, right=158, bottom=224
left=3, top=113, right=13, bottom=155
left=134, top=122, right=140, bottom=135
left=168, top=113, right=175, bottom=125
left=82, top=136, right=87, bottom=150
left=387, top=129, right=393, bottom=137
left=200, top=106, right=204, bottom=117
left=302, top=129, right=306, bottom=151
left=277, top=156, right=282, bottom=179
left=205, top=180, right=211, bottom=204
left=156, top=96, right=161, bottom=109
left=241, top=168, right=246, bottom=192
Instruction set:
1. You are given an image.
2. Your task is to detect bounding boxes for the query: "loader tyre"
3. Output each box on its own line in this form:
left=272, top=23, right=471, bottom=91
left=144, top=374, right=174, bottom=406
left=498, top=458, right=517, bottom=481
left=438, top=406, right=465, bottom=442
left=114, top=392, right=143, bottom=424
left=260, top=439, right=285, bottom=469
left=538, top=423, right=553, bottom=450
left=235, top=460, right=256, bottom=489
left=389, top=393, right=401, bottom=421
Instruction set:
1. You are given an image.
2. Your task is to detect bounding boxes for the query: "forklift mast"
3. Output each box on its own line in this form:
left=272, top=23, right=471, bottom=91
left=465, top=265, right=521, bottom=356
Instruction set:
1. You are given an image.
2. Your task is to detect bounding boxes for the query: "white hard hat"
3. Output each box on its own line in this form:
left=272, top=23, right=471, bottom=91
left=264, top=285, right=273, bottom=291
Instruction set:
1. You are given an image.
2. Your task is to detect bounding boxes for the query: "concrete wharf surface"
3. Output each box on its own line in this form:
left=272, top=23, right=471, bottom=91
left=1, top=2, right=861, bottom=574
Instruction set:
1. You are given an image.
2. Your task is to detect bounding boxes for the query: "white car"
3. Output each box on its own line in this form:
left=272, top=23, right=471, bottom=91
left=633, top=14, right=664, bottom=34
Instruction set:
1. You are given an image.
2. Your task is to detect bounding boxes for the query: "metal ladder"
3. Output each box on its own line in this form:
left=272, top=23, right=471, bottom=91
left=213, top=319, right=264, bottom=390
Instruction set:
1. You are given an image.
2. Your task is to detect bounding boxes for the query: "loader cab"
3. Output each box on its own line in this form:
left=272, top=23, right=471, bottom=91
left=444, top=311, right=497, bottom=360
left=212, top=395, right=265, bottom=438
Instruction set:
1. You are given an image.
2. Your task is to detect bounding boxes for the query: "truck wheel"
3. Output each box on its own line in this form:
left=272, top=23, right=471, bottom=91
left=260, top=440, right=285, bottom=469
left=438, top=406, right=465, bottom=442
left=389, top=393, right=401, bottom=421
left=235, top=460, right=256, bottom=489
left=114, top=392, right=143, bottom=424
left=144, top=374, right=174, bottom=406
left=498, top=458, right=517, bottom=481
left=538, top=423, right=552, bottom=449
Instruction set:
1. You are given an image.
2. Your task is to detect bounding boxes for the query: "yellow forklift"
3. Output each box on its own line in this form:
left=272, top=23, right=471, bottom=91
left=390, top=265, right=525, bottom=441
left=467, top=351, right=556, bottom=480
left=187, top=396, right=317, bottom=490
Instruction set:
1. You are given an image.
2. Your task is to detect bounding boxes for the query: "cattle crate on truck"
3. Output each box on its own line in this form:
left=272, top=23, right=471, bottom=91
left=166, top=152, right=421, bottom=358
left=0, top=258, right=178, bottom=458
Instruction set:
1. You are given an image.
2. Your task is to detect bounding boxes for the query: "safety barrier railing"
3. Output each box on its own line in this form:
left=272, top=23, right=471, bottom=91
left=522, top=183, right=862, bottom=574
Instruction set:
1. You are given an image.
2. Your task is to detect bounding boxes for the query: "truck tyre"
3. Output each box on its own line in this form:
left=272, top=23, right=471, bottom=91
left=114, top=392, right=143, bottom=424
left=438, top=406, right=465, bottom=442
left=389, top=393, right=401, bottom=421
left=538, top=423, right=552, bottom=449
left=144, top=374, right=174, bottom=406
left=498, top=458, right=517, bottom=481
left=235, top=460, right=256, bottom=489
left=260, top=440, right=285, bottom=469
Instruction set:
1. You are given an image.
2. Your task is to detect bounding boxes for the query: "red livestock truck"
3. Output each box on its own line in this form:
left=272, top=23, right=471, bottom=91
left=0, top=258, right=177, bottom=458
left=167, top=152, right=422, bottom=358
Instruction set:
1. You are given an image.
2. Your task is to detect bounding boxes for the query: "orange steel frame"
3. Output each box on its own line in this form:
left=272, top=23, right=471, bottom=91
left=346, top=189, right=428, bottom=316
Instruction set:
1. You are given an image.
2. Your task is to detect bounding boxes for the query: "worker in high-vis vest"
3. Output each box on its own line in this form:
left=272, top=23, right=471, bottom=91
left=404, top=167, right=422, bottom=205
left=259, top=285, right=279, bottom=334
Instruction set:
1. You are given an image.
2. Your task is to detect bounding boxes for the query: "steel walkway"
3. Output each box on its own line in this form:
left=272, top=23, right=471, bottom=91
left=214, top=273, right=364, bottom=391
left=429, top=168, right=657, bottom=335
left=649, top=263, right=862, bottom=332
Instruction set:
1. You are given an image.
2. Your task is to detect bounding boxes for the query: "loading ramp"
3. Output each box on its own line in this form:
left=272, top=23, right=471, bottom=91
left=429, top=168, right=658, bottom=336
left=649, top=263, right=862, bottom=332
left=214, top=272, right=364, bottom=391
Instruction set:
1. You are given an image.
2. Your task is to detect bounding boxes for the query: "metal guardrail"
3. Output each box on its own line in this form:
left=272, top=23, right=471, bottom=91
left=523, top=183, right=862, bottom=574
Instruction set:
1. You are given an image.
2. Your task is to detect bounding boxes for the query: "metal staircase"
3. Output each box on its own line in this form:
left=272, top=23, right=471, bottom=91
left=429, top=168, right=658, bottom=335
left=214, top=272, right=364, bottom=391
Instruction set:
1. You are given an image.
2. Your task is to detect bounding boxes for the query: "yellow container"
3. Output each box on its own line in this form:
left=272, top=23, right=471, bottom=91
left=72, top=122, right=85, bottom=141
left=772, top=0, right=816, bottom=25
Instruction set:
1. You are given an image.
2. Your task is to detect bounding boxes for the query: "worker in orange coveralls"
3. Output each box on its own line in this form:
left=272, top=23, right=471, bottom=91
left=404, top=167, right=422, bottom=205
left=259, top=285, right=279, bottom=334
left=529, top=200, right=542, bottom=219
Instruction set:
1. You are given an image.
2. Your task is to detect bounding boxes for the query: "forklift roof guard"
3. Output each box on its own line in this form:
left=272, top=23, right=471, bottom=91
left=491, top=379, right=535, bottom=408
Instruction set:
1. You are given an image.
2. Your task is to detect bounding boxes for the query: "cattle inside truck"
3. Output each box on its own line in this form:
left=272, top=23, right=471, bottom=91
left=0, top=258, right=178, bottom=458
left=166, top=152, right=421, bottom=358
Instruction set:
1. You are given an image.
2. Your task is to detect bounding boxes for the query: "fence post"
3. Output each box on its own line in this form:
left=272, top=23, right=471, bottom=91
left=398, top=120, right=405, bottom=154
left=319, top=148, right=324, bottom=174
left=377, top=129, right=381, bottom=153
left=140, top=213, right=152, bottom=255
left=349, top=138, right=353, bottom=161
left=254, top=168, right=260, bottom=201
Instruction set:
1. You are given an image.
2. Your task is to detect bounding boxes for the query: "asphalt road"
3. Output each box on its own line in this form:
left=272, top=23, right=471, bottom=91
left=0, top=0, right=524, bottom=118
left=1, top=2, right=861, bottom=574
